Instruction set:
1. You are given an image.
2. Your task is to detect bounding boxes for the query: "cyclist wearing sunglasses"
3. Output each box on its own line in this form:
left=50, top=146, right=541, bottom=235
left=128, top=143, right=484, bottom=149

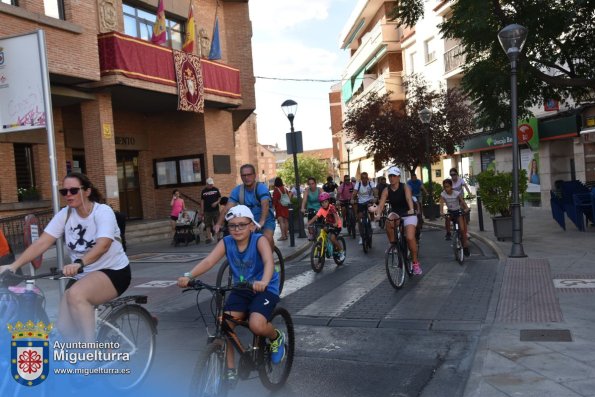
left=0, top=172, right=130, bottom=342
left=214, top=164, right=276, bottom=247
left=179, top=205, right=285, bottom=378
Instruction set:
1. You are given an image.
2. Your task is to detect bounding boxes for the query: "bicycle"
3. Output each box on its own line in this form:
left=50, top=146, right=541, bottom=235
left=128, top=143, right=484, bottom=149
left=359, top=203, right=374, bottom=253
left=383, top=215, right=414, bottom=289
left=377, top=202, right=389, bottom=230
left=0, top=268, right=157, bottom=391
left=444, top=210, right=467, bottom=265
left=340, top=201, right=357, bottom=239
left=185, top=279, right=294, bottom=397
left=309, top=222, right=346, bottom=273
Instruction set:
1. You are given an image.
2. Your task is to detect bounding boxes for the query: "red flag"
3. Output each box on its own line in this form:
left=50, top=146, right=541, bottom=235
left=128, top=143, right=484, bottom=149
left=151, top=0, right=167, bottom=45
left=182, top=4, right=195, bottom=53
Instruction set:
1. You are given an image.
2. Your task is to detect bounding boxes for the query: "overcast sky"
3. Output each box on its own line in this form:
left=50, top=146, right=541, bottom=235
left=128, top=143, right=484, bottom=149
left=248, top=0, right=353, bottom=151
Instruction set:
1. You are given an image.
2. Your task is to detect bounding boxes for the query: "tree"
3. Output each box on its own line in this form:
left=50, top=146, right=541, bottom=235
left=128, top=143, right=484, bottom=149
left=343, top=75, right=474, bottom=173
left=277, top=154, right=328, bottom=186
left=389, top=0, right=595, bottom=128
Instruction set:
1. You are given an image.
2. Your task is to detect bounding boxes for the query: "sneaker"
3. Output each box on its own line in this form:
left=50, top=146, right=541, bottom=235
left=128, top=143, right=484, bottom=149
left=337, top=251, right=346, bottom=262
left=225, top=368, right=238, bottom=387
left=463, top=247, right=470, bottom=257
left=270, top=329, right=286, bottom=364
left=444, top=233, right=452, bottom=241
left=358, top=237, right=363, bottom=245
left=412, top=262, right=423, bottom=275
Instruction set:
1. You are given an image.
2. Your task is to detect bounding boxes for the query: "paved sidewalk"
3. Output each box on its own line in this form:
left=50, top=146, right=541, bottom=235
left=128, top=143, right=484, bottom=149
left=435, top=205, right=595, bottom=396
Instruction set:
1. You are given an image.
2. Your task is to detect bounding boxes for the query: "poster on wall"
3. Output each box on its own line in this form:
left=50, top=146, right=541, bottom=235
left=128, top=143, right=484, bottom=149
left=0, top=32, right=46, bottom=133
left=518, top=118, right=540, bottom=193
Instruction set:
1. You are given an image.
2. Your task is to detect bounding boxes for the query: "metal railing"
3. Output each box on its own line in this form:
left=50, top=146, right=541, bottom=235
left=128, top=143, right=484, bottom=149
left=1, top=209, right=54, bottom=255
left=444, top=45, right=466, bottom=74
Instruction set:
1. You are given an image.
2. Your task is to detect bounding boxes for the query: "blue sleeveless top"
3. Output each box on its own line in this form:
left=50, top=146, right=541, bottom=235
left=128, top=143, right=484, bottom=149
left=223, top=233, right=280, bottom=296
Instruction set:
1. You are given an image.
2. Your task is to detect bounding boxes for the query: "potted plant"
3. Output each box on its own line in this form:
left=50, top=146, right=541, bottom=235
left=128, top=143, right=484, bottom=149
left=18, top=186, right=40, bottom=202
left=476, top=169, right=527, bottom=240
left=421, top=181, right=442, bottom=220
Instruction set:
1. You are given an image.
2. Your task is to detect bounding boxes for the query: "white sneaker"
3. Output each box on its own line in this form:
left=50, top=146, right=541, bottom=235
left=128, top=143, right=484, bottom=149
left=358, top=237, right=362, bottom=245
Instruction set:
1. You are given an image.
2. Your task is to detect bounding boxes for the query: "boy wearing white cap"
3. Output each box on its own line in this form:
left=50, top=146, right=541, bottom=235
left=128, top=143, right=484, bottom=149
left=178, top=205, right=285, bottom=381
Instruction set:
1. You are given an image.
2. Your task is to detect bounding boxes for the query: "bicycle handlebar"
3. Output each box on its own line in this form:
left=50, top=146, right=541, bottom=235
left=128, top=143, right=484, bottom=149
left=185, top=279, right=257, bottom=293
left=0, top=266, right=80, bottom=286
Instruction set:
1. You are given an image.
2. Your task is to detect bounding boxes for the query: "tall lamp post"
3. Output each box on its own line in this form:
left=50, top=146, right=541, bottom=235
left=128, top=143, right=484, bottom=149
left=282, top=99, right=306, bottom=238
left=345, top=140, right=353, bottom=177
left=498, top=23, right=527, bottom=258
left=419, top=107, right=434, bottom=220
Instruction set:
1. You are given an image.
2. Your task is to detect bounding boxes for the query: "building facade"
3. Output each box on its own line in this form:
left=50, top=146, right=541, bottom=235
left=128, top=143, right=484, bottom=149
left=0, top=0, right=257, bottom=219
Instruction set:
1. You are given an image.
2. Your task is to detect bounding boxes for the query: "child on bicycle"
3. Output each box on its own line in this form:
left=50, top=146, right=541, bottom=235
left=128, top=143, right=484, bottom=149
left=306, top=193, right=345, bottom=262
left=177, top=205, right=285, bottom=383
left=439, top=179, right=471, bottom=256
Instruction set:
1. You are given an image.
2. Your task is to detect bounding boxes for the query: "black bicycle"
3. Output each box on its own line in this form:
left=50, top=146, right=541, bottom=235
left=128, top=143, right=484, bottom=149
left=444, top=210, right=467, bottom=265
left=216, top=245, right=285, bottom=294
left=384, top=215, right=414, bottom=289
left=185, top=280, right=294, bottom=397
left=359, top=203, right=374, bottom=253
left=340, top=201, right=357, bottom=239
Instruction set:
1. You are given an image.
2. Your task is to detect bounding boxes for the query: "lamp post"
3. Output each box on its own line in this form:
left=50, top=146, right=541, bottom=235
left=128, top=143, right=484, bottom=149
left=419, top=107, right=434, bottom=220
left=282, top=99, right=306, bottom=238
left=498, top=23, right=527, bottom=258
left=345, top=140, right=353, bottom=178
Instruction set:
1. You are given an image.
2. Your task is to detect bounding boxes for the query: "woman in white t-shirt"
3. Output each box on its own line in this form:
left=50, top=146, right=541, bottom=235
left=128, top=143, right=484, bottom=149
left=0, top=172, right=130, bottom=341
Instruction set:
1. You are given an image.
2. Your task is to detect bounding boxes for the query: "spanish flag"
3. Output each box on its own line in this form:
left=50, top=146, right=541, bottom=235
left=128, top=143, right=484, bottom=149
left=151, top=0, right=167, bottom=45
left=182, top=4, right=195, bottom=53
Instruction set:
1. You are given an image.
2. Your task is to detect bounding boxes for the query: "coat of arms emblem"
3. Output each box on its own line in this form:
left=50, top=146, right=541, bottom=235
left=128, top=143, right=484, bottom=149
left=9, top=320, right=52, bottom=387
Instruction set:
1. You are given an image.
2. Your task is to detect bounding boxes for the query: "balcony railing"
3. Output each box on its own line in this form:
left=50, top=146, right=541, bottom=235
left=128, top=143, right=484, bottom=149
left=444, top=44, right=466, bottom=74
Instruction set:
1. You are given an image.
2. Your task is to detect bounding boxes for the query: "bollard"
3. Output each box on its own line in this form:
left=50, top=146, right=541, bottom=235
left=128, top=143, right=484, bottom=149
left=477, top=195, right=484, bottom=231
left=288, top=207, right=295, bottom=247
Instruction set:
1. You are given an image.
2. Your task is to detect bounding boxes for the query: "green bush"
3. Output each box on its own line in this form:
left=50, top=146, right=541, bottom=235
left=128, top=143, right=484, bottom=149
left=421, top=181, right=442, bottom=206
left=476, top=169, right=527, bottom=217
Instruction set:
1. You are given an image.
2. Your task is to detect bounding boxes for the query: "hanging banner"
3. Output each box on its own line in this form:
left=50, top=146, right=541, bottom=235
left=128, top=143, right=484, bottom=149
left=518, top=118, right=540, bottom=193
left=173, top=49, right=204, bottom=113
left=0, top=32, right=46, bottom=133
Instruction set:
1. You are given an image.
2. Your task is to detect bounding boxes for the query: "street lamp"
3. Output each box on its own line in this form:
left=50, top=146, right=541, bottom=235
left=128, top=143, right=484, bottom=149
left=419, top=107, right=434, bottom=220
left=498, top=23, right=528, bottom=258
left=281, top=99, right=306, bottom=238
left=345, top=140, right=353, bottom=178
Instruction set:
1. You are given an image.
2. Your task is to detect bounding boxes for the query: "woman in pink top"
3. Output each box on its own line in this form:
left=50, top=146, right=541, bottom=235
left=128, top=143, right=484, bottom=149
left=170, top=189, right=186, bottom=239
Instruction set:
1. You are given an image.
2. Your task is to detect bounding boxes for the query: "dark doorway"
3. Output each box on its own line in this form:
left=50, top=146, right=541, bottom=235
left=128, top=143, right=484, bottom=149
left=117, top=151, right=143, bottom=219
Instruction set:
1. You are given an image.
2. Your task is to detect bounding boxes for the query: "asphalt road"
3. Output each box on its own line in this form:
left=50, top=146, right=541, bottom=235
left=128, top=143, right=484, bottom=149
left=126, top=226, right=500, bottom=397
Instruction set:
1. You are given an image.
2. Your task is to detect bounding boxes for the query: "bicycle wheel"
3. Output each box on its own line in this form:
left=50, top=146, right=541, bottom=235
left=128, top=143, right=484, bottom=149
left=259, top=307, right=294, bottom=391
left=401, top=235, right=413, bottom=277
left=333, top=236, right=346, bottom=266
left=348, top=211, right=356, bottom=239
left=362, top=220, right=369, bottom=254
left=189, top=340, right=228, bottom=397
left=454, top=231, right=464, bottom=265
left=310, top=240, right=325, bottom=273
left=97, top=305, right=156, bottom=390
left=366, top=222, right=373, bottom=249
left=273, top=246, right=286, bottom=294
left=385, top=245, right=405, bottom=289
left=216, top=260, right=232, bottom=288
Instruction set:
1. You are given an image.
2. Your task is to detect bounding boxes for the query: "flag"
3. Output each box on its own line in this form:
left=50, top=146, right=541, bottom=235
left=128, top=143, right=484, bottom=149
left=182, top=4, right=195, bottom=53
left=208, top=16, right=221, bottom=60
left=151, top=0, right=167, bottom=45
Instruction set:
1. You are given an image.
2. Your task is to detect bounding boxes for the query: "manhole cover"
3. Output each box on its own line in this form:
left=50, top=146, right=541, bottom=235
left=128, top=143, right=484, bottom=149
left=520, top=329, right=572, bottom=342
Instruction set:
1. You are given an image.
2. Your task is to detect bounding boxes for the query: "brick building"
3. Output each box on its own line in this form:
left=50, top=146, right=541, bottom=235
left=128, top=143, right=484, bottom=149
left=0, top=0, right=257, bottom=219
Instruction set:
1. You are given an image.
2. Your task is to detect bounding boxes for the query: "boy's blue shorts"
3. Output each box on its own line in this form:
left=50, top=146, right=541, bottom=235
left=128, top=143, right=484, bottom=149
left=224, top=289, right=279, bottom=320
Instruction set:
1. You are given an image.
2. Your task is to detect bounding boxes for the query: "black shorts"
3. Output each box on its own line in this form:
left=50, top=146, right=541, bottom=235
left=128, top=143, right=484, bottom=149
left=66, top=265, right=131, bottom=296
left=170, top=215, right=179, bottom=221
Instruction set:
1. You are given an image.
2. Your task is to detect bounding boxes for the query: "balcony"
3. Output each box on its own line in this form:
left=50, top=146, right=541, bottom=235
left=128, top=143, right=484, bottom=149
left=97, top=31, right=241, bottom=106
left=348, top=71, right=405, bottom=106
left=342, top=21, right=401, bottom=80
left=444, top=44, right=466, bottom=75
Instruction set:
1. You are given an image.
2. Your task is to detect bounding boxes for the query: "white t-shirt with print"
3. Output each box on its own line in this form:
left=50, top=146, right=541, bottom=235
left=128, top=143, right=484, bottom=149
left=355, top=181, right=376, bottom=204
left=44, top=203, right=128, bottom=278
left=441, top=190, right=462, bottom=211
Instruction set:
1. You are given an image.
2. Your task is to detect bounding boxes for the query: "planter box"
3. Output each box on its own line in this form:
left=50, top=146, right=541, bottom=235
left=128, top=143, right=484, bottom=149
left=492, top=216, right=523, bottom=241
left=423, top=204, right=440, bottom=220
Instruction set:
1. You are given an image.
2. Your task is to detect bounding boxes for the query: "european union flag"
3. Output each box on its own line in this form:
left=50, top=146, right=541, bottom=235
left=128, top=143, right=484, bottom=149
left=208, top=16, right=221, bottom=60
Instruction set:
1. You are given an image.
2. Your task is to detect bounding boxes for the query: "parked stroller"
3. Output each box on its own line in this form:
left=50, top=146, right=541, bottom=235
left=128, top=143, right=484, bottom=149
left=173, top=210, right=202, bottom=246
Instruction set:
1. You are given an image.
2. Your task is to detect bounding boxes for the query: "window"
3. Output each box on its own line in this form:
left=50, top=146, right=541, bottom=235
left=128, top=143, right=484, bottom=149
left=14, top=144, right=36, bottom=190
left=1, top=0, right=18, bottom=5
left=44, top=0, right=64, bottom=20
left=123, top=3, right=184, bottom=50
left=481, top=150, right=496, bottom=171
left=153, top=155, right=205, bottom=188
left=409, top=52, right=416, bottom=74
left=424, top=37, right=436, bottom=64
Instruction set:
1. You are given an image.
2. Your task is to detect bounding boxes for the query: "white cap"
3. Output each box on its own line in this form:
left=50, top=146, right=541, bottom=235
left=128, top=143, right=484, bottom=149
left=387, top=166, right=401, bottom=176
left=225, top=205, right=260, bottom=229
left=206, top=177, right=214, bottom=184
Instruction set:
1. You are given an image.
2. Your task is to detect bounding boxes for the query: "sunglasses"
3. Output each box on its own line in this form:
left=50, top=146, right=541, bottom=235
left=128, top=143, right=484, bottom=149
left=227, top=222, right=251, bottom=231
left=58, top=187, right=83, bottom=196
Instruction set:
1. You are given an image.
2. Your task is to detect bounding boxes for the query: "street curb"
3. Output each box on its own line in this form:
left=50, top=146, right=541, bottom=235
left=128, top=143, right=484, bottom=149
left=283, top=239, right=312, bottom=262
